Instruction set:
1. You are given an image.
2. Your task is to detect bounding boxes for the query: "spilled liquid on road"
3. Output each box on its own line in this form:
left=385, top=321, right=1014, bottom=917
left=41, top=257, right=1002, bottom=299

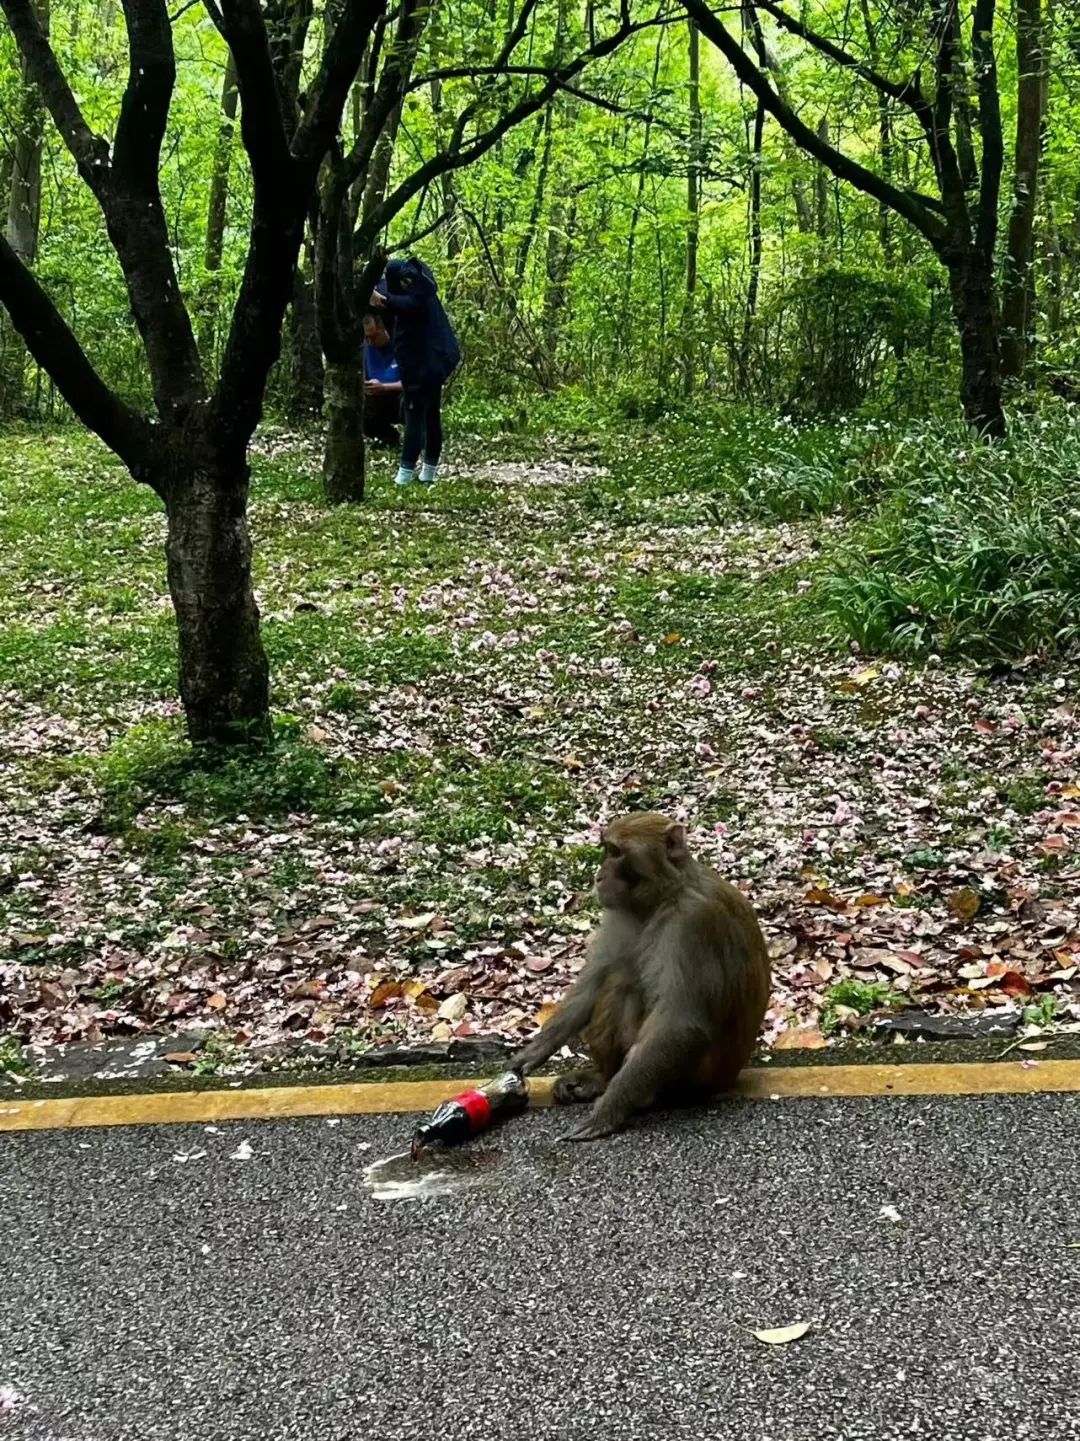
left=363, top=1146, right=503, bottom=1202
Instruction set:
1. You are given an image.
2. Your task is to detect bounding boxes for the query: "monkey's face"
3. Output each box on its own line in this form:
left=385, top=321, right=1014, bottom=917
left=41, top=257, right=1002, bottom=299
left=596, top=815, right=688, bottom=913
left=596, top=839, right=644, bottom=910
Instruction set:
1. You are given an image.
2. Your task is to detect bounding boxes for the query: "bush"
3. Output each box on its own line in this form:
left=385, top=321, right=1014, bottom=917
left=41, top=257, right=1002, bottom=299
left=774, top=265, right=933, bottom=417
left=820, top=408, right=1080, bottom=658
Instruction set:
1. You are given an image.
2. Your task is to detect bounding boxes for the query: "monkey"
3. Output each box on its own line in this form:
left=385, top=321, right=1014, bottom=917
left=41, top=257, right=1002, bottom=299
left=510, top=813, right=771, bottom=1141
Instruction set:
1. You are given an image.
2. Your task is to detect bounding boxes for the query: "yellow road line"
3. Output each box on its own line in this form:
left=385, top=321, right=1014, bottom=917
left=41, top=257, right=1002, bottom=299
left=1, top=1058, right=1078, bottom=1133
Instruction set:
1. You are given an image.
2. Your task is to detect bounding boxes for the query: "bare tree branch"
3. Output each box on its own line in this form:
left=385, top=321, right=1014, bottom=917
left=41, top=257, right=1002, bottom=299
left=0, top=237, right=152, bottom=472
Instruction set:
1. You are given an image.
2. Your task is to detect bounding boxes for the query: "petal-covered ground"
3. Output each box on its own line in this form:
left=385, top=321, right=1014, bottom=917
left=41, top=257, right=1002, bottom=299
left=1, top=426, right=1078, bottom=1075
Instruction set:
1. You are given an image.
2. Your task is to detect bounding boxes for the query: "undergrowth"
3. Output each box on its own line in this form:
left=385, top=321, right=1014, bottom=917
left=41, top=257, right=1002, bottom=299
left=820, top=408, right=1080, bottom=659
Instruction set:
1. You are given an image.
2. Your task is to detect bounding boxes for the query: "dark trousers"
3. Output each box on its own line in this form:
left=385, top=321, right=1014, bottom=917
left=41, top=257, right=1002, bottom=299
left=363, top=388, right=401, bottom=448
left=401, top=381, right=443, bottom=470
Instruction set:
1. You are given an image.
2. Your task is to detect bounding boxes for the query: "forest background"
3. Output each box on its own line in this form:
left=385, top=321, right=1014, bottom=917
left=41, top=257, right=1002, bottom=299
left=2, top=0, right=1080, bottom=1073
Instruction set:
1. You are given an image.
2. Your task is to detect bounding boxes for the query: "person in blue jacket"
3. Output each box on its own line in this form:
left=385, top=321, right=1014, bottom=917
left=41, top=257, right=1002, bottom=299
left=362, top=310, right=403, bottom=449
left=370, top=256, right=460, bottom=488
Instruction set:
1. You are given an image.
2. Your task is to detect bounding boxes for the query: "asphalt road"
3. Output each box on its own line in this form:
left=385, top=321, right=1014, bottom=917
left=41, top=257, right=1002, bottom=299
left=2, top=1091, right=1079, bottom=1441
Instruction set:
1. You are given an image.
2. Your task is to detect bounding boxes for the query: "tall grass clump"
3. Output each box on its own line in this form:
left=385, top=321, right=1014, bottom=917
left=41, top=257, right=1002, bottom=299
left=821, top=408, right=1080, bottom=658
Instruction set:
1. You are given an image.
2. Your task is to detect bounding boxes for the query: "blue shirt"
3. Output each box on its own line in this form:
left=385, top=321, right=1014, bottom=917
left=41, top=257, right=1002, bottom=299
left=365, top=341, right=399, bottom=386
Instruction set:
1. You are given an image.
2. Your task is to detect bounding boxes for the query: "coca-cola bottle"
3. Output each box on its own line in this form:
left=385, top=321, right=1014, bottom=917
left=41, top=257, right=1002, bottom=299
left=411, top=1070, right=528, bottom=1157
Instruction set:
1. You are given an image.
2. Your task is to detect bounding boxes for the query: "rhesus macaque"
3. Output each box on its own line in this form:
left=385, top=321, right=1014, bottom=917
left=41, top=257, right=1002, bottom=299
left=511, top=813, right=770, bottom=1141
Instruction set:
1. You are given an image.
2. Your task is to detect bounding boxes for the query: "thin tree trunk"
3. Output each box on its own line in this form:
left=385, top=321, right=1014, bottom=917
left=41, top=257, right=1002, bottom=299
left=0, top=0, right=48, bottom=415
left=739, top=97, right=765, bottom=388
left=622, top=30, right=665, bottom=344
left=683, top=18, right=702, bottom=391
left=1000, top=0, right=1045, bottom=379
left=198, top=49, right=239, bottom=363
left=286, top=261, right=324, bottom=420
left=163, top=451, right=270, bottom=744
left=815, top=117, right=830, bottom=238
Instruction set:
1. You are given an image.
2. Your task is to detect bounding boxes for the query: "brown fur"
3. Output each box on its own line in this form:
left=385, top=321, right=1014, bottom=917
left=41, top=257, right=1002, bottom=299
left=511, top=813, right=771, bottom=1139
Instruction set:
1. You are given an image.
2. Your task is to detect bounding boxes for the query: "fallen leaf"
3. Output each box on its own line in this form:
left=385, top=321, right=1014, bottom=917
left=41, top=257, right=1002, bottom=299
left=398, top=913, right=435, bottom=931
left=752, top=1322, right=811, bottom=1346
left=878, top=1205, right=903, bottom=1223
left=526, top=954, right=554, bottom=974
left=664, top=632, right=681, bottom=645
left=402, top=980, right=429, bottom=999
left=163, top=1052, right=198, bottom=1065
left=774, top=1025, right=828, bottom=1050
left=853, top=893, right=889, bottom=908
left=1018, top=1041, right=1049, bottom=1052
left=947, top=888, right=981, bottom=922
left=206, top=991, right=227, bottom=1010
left=805, top=888, right=847, bottom=912
left=437, top=992, right=468, bottom=1021
left=562, top=755, right=584, bottom=771
left=369, top=980, right=404, bottom=1008
left=230, top=1140, right=254, bottom=1161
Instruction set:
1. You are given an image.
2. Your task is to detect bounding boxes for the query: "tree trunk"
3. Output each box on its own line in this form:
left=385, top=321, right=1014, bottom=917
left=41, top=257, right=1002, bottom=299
left=286, top=262, right=324, bottom=420
left=1000, top=0, right=1045, bottom=380
left=322, top=362, right=365, bottom=504
left=198, top=49, right=239, bottom=365
left=683, top=18, right=702, bottom=392
left=948, top=256, right=1006, bottom=439
left=739, top=96, right=765, bottom=389
left=163, top=453, right=270, bottom=745
left=0, top=0, right=48, bottom=415
left=814, top=117, right=831, bottom=239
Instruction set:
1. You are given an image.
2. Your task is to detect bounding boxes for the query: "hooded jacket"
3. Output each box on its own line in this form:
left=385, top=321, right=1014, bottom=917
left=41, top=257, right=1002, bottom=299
left=380, top=257, right=461, bottom=387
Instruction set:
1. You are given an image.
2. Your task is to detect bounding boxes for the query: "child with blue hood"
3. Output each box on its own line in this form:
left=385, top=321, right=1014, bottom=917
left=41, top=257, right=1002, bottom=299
left=370, top=257, right=460, bottom=488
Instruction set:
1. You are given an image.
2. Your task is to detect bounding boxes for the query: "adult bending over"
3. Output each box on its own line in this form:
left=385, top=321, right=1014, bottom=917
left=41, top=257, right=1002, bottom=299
left=371, top=257, right=460, bottom=488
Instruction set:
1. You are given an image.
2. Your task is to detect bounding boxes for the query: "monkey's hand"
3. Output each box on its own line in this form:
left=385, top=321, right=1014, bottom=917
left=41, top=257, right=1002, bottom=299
left=565, top=1116, right=618, bottom=1142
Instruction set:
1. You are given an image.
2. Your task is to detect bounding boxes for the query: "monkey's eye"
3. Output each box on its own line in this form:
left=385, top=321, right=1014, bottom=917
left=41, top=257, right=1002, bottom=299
left=619, top=863, right=640, bottom=888
left=605, top=843, right=623, bottom=860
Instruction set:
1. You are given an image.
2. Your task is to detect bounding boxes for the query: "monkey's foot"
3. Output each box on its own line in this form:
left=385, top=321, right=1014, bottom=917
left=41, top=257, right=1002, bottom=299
left=552, top=1069, right=605, bottom=1106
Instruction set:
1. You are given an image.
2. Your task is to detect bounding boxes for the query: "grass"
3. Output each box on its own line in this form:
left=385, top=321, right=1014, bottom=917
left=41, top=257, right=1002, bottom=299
left=820, top=409, right=1080, bottom=658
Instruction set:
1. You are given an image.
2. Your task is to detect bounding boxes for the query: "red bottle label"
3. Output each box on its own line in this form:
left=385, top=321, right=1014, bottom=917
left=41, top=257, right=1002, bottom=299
left=455, top=1089, right=492, bottom=1130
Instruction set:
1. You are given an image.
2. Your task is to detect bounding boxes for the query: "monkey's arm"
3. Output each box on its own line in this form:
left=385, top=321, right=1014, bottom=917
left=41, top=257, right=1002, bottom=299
left=568, top=1010, right=707, bottom=1141
left=509, top=966, right=607, bottom=1076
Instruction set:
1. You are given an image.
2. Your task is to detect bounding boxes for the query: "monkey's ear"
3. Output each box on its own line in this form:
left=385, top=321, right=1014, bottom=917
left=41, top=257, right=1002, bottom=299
left=664, top=822, right=688, bottom=859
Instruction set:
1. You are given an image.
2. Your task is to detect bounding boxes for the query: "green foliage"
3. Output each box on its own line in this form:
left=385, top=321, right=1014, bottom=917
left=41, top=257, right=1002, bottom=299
left=823, top=978, right=904, bottom=1033
left=821, top=409, right=1080, bottom=659
left=776, top=266, right=934, bottom=418
left=93, top=717, right=340, bottom=826
left=0, top=1034, right=31, bottom=1075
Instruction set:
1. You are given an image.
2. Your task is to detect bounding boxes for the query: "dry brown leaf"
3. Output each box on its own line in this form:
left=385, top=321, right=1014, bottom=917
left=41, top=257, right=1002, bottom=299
left=805, top=888, right=847, bottom=912
left=774, top=1025, right=828, bottom=1051
left=414, top=993, right=439, bottom=1013
left=562, top=755, right=584, bottom=771
left=947, top=888, right=981, bottom=922
left=163, top=1052, right=198, bottom=1065
left=206, top=992, right=227, bottom=1010
left=853, top=893, right=889, bottom=908
left=526, top=955, right=554, bottom=974
left=369, top=980, right=404, bottom=1008
left=664, top=632, right=681, bottom=645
